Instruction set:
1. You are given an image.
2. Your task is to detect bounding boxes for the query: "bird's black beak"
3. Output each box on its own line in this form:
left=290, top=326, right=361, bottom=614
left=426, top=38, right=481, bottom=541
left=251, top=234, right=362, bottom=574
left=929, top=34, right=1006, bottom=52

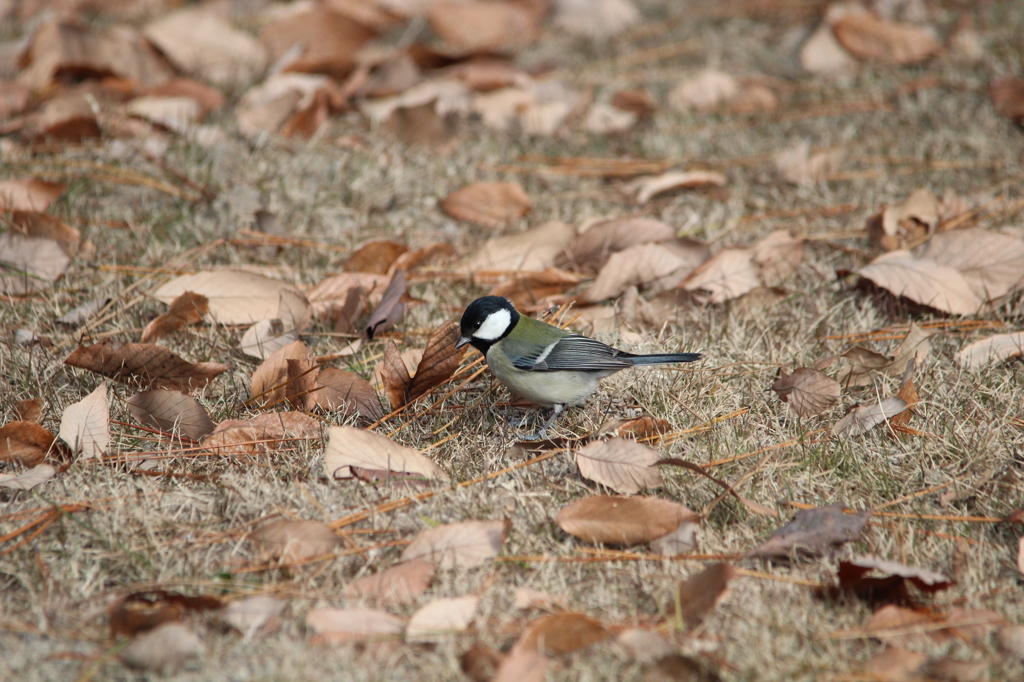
left=455, top=336, right=471, bottom=349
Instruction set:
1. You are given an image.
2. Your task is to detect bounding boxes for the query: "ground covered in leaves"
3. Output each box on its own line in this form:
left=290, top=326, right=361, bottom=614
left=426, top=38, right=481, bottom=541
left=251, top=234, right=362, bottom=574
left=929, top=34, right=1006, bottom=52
left=2, top=0, right=1024, bottom=680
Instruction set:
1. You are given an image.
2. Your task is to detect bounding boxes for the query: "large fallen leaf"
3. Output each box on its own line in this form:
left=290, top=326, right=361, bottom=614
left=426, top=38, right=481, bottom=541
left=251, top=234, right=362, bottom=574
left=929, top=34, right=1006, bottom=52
left=345, top=240, right=407, bottom=275
left=629, top=170, right=727, bottom=204
left=0, top=464, right=56, bottom=491
left=250, top=519, right=339, bottom=564
left=306, top=272, right=388, bottom=321
left=8, top=211, right=83, bottom=257
left=238, top=318, right=299, bottom=360
left=222, top=596, right=286, bottom=638
left=364, top=269, right=407, bottom=339
left=427, top=0, right=540, bottom=53
left=669, top=563, right=735, bottom=628
left=120, top=623, right=203, bottom=674
left=250, top=340, right=312, bottom=407
left=323, top=426, right=448, bottom=481
left=559, top=217, right=676, bottom=272
left=65, top=341, right=227, bottom=391
left=58, top=383, right=109, bottom=459
left=406, top=595, right=479, bottom=642
left=202, top=412, right=321, bottom=457
left=518, top=612, right=609, bottom=655
left=127, top=390, right=215, bottom=441
left=440, top=181, right=532, bottom=228
left=771, top=368, right=840, bottom=418
left=108, top=590, right=223, bottom=638
left=0, top=233, right=72, bottom=294
left=235, top=72, right=334, bottom=139
left=400, top=519, right=507, bottom=570
left=681, top=247, right=760, bottom=303
left=152, top=271, right=305, bottom=325
left=305, top=607, right=403, bottom=643
left=582, top=241, right=706, bottom=303
left=837, top=555, right=952, bottom=600
left=141, top=291, right=208, bottom=343
left=556, top=495, right=699, bottom=546
left=830, top=397, right=907, bottom=437
left=575, top=437, right=662, bottom=494
left=462, top=221, right=575, bottom=272
left=0, top=178, right=65, bottom=212
left=955, top=332, right=1024, bottom=370
left=832, top=11, right=941, bottom=65
left=0, top=421, right=57, bottom=466
left=750, top=503, right=871, bottom=559
left=259, top=5, right=375, bottom=77
left=309, top=368, right=382, bottom=421
left=406, top=320, right=466, bottom=404
left=345, top=558, right=435, bottom=606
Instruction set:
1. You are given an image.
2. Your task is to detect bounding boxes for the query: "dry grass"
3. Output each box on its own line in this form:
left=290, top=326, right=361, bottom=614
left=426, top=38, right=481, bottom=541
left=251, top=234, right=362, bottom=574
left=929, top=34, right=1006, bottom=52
left=3, top=0, right=1024, bottom=680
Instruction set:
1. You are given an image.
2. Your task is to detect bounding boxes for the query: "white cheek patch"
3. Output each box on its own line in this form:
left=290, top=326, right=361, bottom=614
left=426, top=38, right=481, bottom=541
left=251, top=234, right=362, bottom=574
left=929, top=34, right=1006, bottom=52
left=474, top=308, right=512, bottom=341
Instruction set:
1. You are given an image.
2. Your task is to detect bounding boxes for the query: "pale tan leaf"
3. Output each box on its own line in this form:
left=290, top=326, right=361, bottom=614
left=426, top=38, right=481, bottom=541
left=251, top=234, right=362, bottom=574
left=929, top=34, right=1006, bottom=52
left=668, top=68, right=739, bottom=111
left=955, top=332, right=1024, bottom=370
left=491, top=644, right=546, bottom=682
left=0, top=421, right=57, bottom=467
left=681, top=247, right=760, bottom=303
left=238, top=318, right=299, bottom=360
left=864, top=646, right=929, bottom=680
left=235, top=72, right=332, bottom=139
left=250, top=519, right=339, bottom=564
left=57, top=383, right=108, bottom=459
left=582, top=242, right=703, bottom=303
left=556, top=495, right=699, bottom=546
left=554, top=0, right=640, bottom=38
left=259, top=5, right=375, bottom=76
left=832, top=12, right=941, bottom=65
left=306, top=272, right=388, bottom=320
left=857, top=251, right=982, bottom=315
left=152, top=271, right=305, bottom=325
left=462, top=220, right=576, bottom=272
left=0, top=178, right=65, bottom=212
left=612, top=629, right=678, bottom=663
left=581, top=102, right=637, bottom=134
left=864, top=605, right=948, bottom=648
left=126, top=390, right=215, bottom=441
left=400, top=519, right=507, bottom=570
left=440, top=181, right=532, bottom=228
left=8, top=211, right=83, bottom=257
left=0, top=233, right=71, bottom=294
left=141, top=291, right=208, bottom=343
left=830, top=397, right=908, bottom=437
left=120, top=623, right=203, bottom=674
left=916, top=228, right=1024, bottom=303
left=518, top=612, right=609, bottom=655
left=310, top=368, right=383, bottom=421
left=305, top=607, right=403, bottom=642
left=0, top=464, right=56, bottom=491
left=222, top=596, right=286, bottom=638
left=774, top=141, right=846, bottom=186
left=127, top=95, right=200, bottom=133
left=559, top=217, right=676, bottom=272
left=889, top=323, right=934, bottom=377
left=406, top=595, right=479, bottom=642
left=752, top=230, right=805, bottom=285
left=771, top=368, right=840, bottom=418
left=345, top=558, right=435, bottom=606
left=202, top=412, right=321, bottom=457
left=630, top=170, right=727, bottom=204
left=650, top=520, right=700, bottom=555
left=324, top=426, right=448, bottom=481
left=879, top=188, right=939, bottom=250
left=575, top=437, right=662, bottom=494
left=250, top=340, right=312, bottom=407
left=427, top=1, right=539, bottom=53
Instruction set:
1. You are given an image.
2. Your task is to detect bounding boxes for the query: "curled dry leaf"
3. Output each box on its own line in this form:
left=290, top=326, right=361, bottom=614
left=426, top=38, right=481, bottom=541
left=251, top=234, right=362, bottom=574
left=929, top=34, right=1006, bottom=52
left=152, top=271, right=305, bottom=325
left=831, top=11, right=940, bottom=65
left=427, top=1, right=540, bottom=54
left=310, top=368, right=382, bottom=421
left=235, top=73, right=334, bottom=139
left=775, top=141, right=845, bottom=186
left=58, top=383, right=109, bottom=459
left=597, top=416, right=671, bottom=442
left=250, top=340, right=312, bottom=407
left=259, top=4, right=375, bottom=77
left=239, top=318, right=300, bottom=360
left=750, top=503, right=871, bottom=559
left=119, top=622, right=204, bottom=674
left=518, top=612, right=609, bottom=655
left=66, top=341, right=227, bottom=392
left=127, top=390, right=215, bottom=441
left=629, top=170, right=727, bottom=204
left=323, top=426, right=449, bottom=481
left=400, top=519, right=508, bottom=570
left=771, top=368, right=840, bottom=418
left=462, top=220, right=576, bottom=272
left=556, top=495, right=699, bottom=547
left=365, top=269, right=407, bottom=340
left=306, top=272, right=388, bottom=320
left=0, top=178, right=65, bottom=212
left=0, top=464, right=56, bottom=491
left=108, top=590, right=223, bottom=638
left=0, top=233, right=72, bottom=294
left=583, top=241, right=707, bottom=303
left=202, top=412, right=320, bottom=457
left=559, top=217, right=675, bottom=272
left=839, top=555, right=952, bottom=595
left=250, top=519, right=339, bottom=565
left=440, top=181, right=532, bottom=228
left=344, top=558, right=435, bottom=606
left=406, top=595, right=479, bottom=642
left=681, top=248, right=760, bottom=304
left=869, top=188, right=939, bottom=252
left=830, top=397, right=907, bottom=437
left=222, top=596, right=286, bottom=638
left=141, top=292, right=209, bottom=342
left=305, top=607, right=404, bottom=643
left=669, top=563, right=735, bottom=628
left=407, top=319, right=466, bottom=404
left=955, top=331, right=1024, bottom=370
left=380, top=340, right=413, bottom=410
left=575, top=437, right=662, bottom=494
left=14, top=398, right=44, bottom=424
left=8, top=211, right=83, bottom=257
left=554, top=0, right=640, bottom=38
left=345, top=240, right=408, bottom=275
left=0, top=421, right=57, bottom=466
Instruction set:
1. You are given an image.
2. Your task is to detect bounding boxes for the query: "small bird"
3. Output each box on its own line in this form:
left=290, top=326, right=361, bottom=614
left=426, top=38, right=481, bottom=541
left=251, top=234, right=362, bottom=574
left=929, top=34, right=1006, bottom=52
left=456, top=296, right=701, bottom=439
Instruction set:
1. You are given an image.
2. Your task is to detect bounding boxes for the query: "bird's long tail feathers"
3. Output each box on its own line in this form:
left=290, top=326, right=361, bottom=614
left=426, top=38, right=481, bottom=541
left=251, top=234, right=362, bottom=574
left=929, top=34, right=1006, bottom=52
left=625, top=352, right=701, bottom=366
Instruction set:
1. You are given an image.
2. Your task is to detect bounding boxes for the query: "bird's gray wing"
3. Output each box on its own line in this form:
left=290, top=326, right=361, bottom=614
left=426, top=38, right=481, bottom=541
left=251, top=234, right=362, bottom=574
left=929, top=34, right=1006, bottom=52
left=511, top=335, right=632, bottom=372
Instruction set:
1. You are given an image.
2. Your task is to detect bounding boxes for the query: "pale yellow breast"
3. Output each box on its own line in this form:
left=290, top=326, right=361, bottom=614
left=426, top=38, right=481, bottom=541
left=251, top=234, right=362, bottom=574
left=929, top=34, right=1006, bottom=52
left=486, top=346, right=601, bottom=407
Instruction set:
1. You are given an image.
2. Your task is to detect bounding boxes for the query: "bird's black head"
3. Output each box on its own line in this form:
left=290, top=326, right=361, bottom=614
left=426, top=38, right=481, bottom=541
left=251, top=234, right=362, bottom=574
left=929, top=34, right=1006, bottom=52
left=456, top=296, right=520, bottom=353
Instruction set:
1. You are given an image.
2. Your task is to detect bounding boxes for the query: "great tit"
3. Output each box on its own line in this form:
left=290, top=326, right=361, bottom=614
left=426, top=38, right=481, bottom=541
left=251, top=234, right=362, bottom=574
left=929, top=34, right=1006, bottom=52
left=455, top=296, right=701, bottom=439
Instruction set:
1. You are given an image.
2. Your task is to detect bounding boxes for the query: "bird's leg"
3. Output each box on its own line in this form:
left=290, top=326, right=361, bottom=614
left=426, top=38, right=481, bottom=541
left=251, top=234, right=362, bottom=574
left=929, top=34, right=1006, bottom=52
left=521, top=404, right=563, bottom=441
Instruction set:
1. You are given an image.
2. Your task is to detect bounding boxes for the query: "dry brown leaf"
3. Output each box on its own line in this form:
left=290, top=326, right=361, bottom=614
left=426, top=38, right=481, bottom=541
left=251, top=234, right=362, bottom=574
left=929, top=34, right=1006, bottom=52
left=461, top=643, right=505, bottom=682
left=250, top=519, right=339, bottom=564
left=345, top=558, right=435, bottom=606
left=428, top=1, right=539, bottom=53
left=23, top=88, right=102, bottom=142
left=144, top=77, right=225, bottom=118
left=400, top=519, right=507, bottom=570
left=955, top=331, right=1024, bottom=370
left=126, top=390, right=215, bottom=441
left=575, top=437, right=662, bottom=494
left=750, top=503, right=871, bottom=559
left=915, top=228, right=1024, bottom=303
left=554, top=0, right=640, bottom=38
left=857, top=251, right=980, bottom=315
left=144, top=6, right=267, bottom=88
left=365, top=269, right=407, bottom=340
left=489, top=268, right=580, bottom=308
left=839, top=555, right=952, bottom=595
left=406, top=595, right=479, bottom=643
left=864, top=646, right=929, bottom=681
left=832, top=12, right=941, bottom=65
left=239, top=318, right=300, bottom=361
left=152, top=271, right=305, bottom=326
left=142, top=291, right=209, bottom=343
left=323, top=426, right=448, bottom=481
left=307, top=272, right=388, bottom=321
left=234, top=72, right=333, bottom=139
left=889, top=360, right=919, bottom=434
left=629, top=170, right=727, bottom=204
left=669, top=563, right=735, bottom=628
left=202, top=412, right=321, bottom=457
left=462, top=220, right=575, bottom=272
left=65, top=341, right=226, bottom=392
left=771, top=368, right=840, bottom=418
left=0, top=463, right=56, bottom=491
left=58, top=383, right=108, bottom=459
left=377, top=340, right=413, bottom=412
left=681, top=247, right=760, bottom=303
left=440, top=181, right=532, bottom=228
left=260, top=5, right=375, bottom=77
left=668, top=68, right=739, bottom=111
left=992, top=76, right=1024, bottom=123
left=556, top=495, right=699, bottom=546
left=0, top=421, right=57, bottom=467
left=0, top=233, right=72, bottom=294
left=14, top=398, right=44, bottom=424
left=559, top=217, right=676, bottom=272
left=0, top=179, right=65, bottom=212
left=997, top=624, right=1024, bottom=662
left=287, top=356, right=317, bottom=411
left=581, top=102, right=638, bottom=134
left=407, top=319, right=466, bottom=404
left=491, top=644, right=546, bottom=682
left=597, top=416, right=671, bottom=442
left=250, top=340, right=312, bottom=407
left=345, top=240, right=408, bottom=275
left=864, top=605, right=948, bottom=648
left=752, top=230, right=805, bottom=285
left=8, top=211, right=83, bottom=257
left=120, top=623, right=203, bottom=674
left=518, top=612, right=609, bottom=655
left=309, top=368, right=382, bottom=421
left=870, top=188, right=939, bottom=251
left=775, top=141, right=846, bottom=186
left=830, top=397, right=907, bottom=437
left=222, top=596, right=286, bottom=638
left=305, top=607, right=404, bottom=643
left=583, top=241, right=706, bottom=303
left=127, top=96, right=201, bottom=133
